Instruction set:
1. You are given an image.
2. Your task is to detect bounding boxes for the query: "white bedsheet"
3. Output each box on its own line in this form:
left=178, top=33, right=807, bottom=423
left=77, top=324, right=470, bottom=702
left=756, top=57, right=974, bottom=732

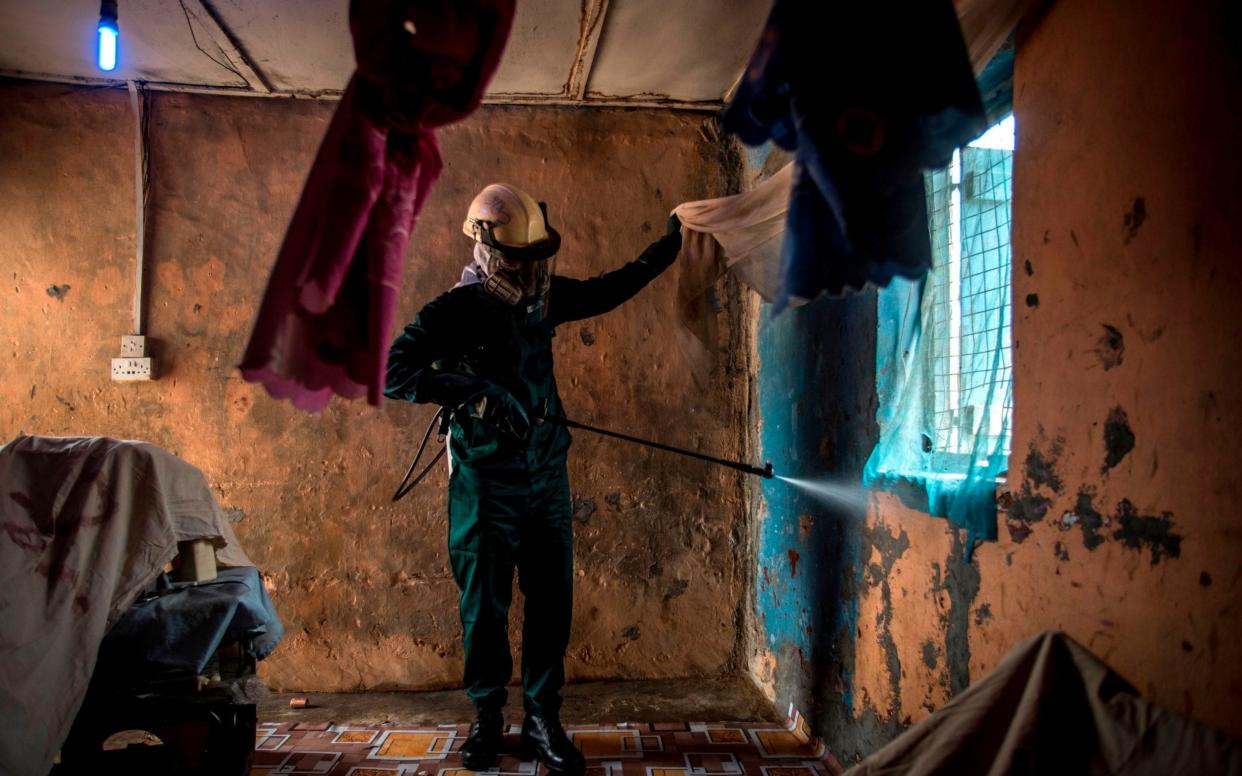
left=0, top=436, right=252, bottom=776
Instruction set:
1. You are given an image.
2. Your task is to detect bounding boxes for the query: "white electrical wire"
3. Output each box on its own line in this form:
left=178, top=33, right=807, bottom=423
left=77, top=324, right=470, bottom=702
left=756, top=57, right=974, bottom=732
left=128, top=80, right=146, bottom=335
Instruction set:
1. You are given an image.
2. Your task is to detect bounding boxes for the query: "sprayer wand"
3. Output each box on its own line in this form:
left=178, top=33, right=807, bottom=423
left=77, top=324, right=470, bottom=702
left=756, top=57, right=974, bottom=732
left=393, top=410, right=774, bottom=502
left=539, top=415, right=774, bottom=479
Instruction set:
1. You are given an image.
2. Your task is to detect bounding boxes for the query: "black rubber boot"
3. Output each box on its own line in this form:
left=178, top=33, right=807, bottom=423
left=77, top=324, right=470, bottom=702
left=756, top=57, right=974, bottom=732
left=461, top=709, right=504, bottom=771
left=521, top=713, right=585, bottom=776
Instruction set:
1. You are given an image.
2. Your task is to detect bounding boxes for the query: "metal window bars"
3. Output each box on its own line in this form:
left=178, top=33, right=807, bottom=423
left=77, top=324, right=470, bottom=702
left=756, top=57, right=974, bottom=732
left=925, top=130, right=1015, bottom=458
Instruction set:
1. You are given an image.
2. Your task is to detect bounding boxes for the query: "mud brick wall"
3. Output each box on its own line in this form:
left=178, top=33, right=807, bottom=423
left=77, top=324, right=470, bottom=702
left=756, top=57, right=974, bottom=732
left=0, top=81, right=753, bottom=691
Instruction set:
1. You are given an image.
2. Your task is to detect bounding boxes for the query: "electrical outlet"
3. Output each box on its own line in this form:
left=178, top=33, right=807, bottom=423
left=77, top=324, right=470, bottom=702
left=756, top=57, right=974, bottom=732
left=111, top=357, right=153, bottom=381
left=121, top=335, right=146, bottom=357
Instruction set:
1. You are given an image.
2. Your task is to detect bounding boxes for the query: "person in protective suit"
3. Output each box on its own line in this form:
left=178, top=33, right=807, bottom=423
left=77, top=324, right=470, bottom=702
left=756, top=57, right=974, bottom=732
left=385, top=184, right=681, bottom=775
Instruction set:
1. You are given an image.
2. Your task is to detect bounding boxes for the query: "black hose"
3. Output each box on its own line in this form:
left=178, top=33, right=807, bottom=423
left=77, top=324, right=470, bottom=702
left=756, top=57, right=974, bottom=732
left=392, top=408, right=448, bottom=501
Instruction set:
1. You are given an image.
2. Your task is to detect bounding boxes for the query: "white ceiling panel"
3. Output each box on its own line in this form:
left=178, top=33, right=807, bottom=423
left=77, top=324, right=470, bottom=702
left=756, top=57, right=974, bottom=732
left=166, top=0, right=590, bottom=96
left=586, top=0, right=770, bottom=102
left=485, top=0, right=584, bottom=96
left=0, top=0, right=772, bottom=108
left=0, top=0, right=247, bottom=87
left=209, top=0, right=353, bottom=93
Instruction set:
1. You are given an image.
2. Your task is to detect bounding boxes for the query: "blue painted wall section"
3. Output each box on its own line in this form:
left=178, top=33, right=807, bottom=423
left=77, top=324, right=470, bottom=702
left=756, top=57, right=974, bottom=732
left=754, top=284, right=980, bottom=759
left=754, top=287, right=913, bottom=757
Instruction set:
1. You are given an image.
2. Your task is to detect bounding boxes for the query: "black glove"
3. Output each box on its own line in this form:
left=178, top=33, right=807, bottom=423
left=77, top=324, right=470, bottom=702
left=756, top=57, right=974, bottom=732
left=666, top=212, right=682, bottom=237
left=463, top=383, right=531, bottom=442
left=638, top=213, right=682, bottom=271
left=664, top=213, right=683, bottom=250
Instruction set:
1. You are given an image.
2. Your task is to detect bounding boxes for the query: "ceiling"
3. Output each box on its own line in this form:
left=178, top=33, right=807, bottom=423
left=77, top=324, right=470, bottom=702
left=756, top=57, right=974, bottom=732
left=0, top=0, right=773, bottom=109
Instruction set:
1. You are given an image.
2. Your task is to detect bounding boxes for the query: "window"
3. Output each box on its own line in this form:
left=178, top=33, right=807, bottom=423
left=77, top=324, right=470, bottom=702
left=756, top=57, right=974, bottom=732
left=863, top=110, right=1015, bottom=546
left=865, top=112, right=1015, bottom=520
left=923, top=114, right=1015, bottom=471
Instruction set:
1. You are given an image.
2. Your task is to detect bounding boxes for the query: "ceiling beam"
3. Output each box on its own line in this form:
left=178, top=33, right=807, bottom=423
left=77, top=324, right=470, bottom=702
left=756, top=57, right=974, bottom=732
left=722, top=67, right=745, bottom=105
left=565, top=0, right=610, bottom=100
left=180, top=0, right=273, bottom=93
left=486, top=93, right=718, bottom=112
left=0, top=70, right=316, bottom=99
left=0, top=70, right=722, bottom=111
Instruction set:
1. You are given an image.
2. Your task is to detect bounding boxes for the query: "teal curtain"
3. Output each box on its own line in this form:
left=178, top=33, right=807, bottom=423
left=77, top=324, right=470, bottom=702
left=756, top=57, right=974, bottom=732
left=864, top=141, right=1014, bottom=556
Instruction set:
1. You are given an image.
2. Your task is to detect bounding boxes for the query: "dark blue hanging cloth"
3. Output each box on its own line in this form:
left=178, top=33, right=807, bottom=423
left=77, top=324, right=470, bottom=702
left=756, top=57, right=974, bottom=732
left=723, top=0, right=988, bottom=310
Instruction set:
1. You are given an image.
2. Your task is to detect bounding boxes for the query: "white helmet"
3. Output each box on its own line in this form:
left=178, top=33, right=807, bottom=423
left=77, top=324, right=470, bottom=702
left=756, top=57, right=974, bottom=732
left=462, top=184, right=561, bottom=316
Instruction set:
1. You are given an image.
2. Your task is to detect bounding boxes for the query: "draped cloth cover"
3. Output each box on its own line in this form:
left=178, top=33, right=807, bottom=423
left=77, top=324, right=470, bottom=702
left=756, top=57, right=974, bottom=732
left=720, top=0, right=988, bottom=310
left=240, top=0, right=515, bottom=412
left=0, top=436, right=258, bottom=776
left=670, top=0, right=1039, bottom=339
left=847, top=630, right=1242, bottom=776
left=672, top=164, right=792, bottom=374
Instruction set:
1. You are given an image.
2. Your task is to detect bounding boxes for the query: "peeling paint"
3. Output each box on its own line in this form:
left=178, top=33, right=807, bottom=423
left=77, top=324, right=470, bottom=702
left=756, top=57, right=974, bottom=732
left=754, top=281, right=894, bottom=759
left=1122, top=196, right=1147, bottom=244
left=1074, top=489, right=1180, bottom=564
left=857, top=521, right=912, bottom=732
left=798, top=513, right=813, bottom=541
left=1005, top=487, right=1050, bottom=542
left=663, top=578, right=688, bottom=601
left=1025, top=434, right=1065, bottom=493
left=1102, top=406, right=1135, bottom=471
left=938, top=530, right=978, bottom=695
left=1096, top=324, right=1125, bottom=370
left=1112, top=499, right=1181, bottom=565
left=1074, top=487, right=1107, bottom=550
left=1004, top=514, right=1034, bottom=542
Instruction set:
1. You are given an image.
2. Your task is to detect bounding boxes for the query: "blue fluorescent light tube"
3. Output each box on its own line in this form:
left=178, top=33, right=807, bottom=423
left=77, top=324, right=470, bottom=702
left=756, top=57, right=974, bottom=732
left=98, top=0, right=118, bottom=73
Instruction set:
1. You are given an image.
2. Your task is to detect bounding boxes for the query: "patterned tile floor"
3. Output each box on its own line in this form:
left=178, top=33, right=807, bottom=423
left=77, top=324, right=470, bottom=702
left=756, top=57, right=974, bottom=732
left=252, top=706, right=843, bottom=776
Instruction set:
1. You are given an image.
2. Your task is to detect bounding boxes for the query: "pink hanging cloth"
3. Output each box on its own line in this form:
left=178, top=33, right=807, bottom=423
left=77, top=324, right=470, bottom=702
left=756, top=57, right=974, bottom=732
left=240, top=0, right=515, bottom=412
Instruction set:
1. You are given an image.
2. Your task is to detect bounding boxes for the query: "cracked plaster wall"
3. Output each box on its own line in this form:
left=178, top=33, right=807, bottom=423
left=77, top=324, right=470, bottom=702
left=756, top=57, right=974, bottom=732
left=748, top=0, right=1241, bottom=762
left=0, top=80, right=754, bottom=691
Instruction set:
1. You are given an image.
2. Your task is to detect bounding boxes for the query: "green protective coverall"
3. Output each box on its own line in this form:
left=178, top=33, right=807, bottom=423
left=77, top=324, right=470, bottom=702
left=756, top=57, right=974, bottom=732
left=384, top=233, right=679, bottom=716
